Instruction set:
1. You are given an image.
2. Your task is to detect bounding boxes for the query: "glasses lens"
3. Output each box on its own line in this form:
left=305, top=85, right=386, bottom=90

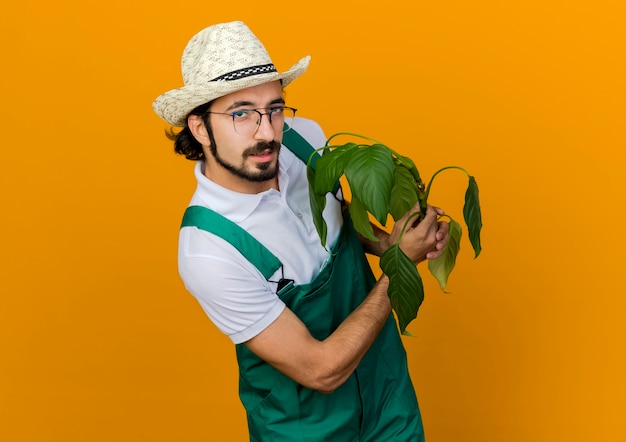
left=231, top=110, right=258, bottom=136
left=232, top=108, right=297, bottom=135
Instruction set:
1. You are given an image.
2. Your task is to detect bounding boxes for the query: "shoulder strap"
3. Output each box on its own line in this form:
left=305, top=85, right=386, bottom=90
left=181, top=205, right=282, bottom=279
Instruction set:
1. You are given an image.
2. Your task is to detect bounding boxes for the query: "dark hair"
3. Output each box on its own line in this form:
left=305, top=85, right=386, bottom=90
left=166, top=101, right=214, bottom=161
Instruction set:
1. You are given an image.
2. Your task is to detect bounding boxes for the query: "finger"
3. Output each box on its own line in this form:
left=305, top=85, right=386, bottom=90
left=423, top=207, right=442, bottom=235
left=435, top=223, right=450, bottom=249
left=421, top=205, right=439, bottom=223
left=435, top=233, right=449, bottom=250
left=435, top=220, right=450, bottom=241
left=429, top=234, right=449, bottom=257
left=426, top=251, right=441, bottom=260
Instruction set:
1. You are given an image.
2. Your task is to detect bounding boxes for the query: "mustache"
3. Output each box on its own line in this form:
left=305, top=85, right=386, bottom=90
left=243, top=140, right=281, bottom=157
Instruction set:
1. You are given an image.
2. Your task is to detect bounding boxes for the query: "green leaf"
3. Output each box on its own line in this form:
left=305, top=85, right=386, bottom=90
left=344, top=144, right=395, bottom=226
left=307, top=165, right=328, bottom=247
left=314, top=143, right=358, bottom=195
left=395, top=155, right=423, bottom=184
left=389, top=166, right=419, bottom=221
left=428, top=218, right=462, bottom=291
left=380, top=244, right=424, bottom=334
left=348, top=196, right=378, bottom=242
left=463, top=176, right=483, bottom=258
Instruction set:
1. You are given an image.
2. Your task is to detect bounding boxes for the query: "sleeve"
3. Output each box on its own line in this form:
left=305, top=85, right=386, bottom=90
left=178, top=226, right=286, bottom=344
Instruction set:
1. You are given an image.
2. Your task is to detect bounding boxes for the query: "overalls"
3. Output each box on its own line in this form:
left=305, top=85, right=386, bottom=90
left=181, top=129, right=425, bottom=441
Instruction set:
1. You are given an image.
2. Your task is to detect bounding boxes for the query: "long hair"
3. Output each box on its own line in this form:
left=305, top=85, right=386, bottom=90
left=166, top=101, right=213, bottom=161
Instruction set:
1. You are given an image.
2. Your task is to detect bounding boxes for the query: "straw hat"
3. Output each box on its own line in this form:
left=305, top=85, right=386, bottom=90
left=153, top=21, right=310, bottom=127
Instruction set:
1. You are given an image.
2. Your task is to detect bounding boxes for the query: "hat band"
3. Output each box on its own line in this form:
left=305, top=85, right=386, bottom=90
left=211, top=63, right=277, bottom=82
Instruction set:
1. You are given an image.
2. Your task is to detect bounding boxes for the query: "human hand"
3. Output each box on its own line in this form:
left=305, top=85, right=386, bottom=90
left=391, top=204, right=449, bottom=264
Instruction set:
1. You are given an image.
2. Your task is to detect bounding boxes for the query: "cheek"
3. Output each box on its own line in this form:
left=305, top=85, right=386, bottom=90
left=211, top=122, right=231, bottom=142
left=212, top=134, right=248, bottom=161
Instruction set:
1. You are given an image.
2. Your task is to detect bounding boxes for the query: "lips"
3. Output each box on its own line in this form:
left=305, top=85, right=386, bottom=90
left=249, top=148, right=273, bottom=157
left=248, top=150, right=275, bottom=163
left=244, top=141, right=280, bottom=159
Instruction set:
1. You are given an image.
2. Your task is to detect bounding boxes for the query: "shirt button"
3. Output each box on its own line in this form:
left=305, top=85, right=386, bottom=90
left=297, top=213, right=303, bottom=218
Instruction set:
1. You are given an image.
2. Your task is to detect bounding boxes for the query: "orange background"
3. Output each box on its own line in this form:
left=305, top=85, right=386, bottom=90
left=1, top=1, right=625, bottom=441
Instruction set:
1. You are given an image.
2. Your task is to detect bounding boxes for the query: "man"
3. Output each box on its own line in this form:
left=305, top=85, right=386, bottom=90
left=153, top=21, right=449, bottom=441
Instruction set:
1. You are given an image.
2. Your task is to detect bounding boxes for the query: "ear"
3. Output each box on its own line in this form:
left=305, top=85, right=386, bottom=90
left=187, top=115, right=211, bottom=146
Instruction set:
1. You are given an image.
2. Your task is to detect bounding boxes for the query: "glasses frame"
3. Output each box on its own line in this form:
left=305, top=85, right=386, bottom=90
left=206, top=106, right=298, bottom=135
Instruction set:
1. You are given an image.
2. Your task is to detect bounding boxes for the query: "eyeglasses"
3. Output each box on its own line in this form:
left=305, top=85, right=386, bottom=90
left=207, top=106, right=297, bottom=136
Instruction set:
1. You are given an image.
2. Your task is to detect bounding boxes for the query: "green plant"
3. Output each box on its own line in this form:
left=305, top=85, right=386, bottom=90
left=306, top=133, right=483, bottom=334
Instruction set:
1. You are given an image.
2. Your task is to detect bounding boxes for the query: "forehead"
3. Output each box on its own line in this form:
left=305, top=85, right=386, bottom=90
left=213, top=81, right=283, bottom=109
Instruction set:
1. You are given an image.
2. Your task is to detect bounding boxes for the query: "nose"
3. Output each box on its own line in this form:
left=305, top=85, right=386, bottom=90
left=254, top=111, right=276, bottom=141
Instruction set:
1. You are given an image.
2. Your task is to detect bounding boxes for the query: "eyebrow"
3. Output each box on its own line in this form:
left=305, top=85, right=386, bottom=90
left=225, top=97, right=285, bottom=111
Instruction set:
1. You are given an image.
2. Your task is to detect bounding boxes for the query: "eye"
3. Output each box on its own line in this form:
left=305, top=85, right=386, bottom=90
left=231, top=110, right=253, bottom=120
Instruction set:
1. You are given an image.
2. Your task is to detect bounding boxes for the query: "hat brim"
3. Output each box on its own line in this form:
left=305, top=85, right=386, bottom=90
left=153, top=55, right=310, bottom=127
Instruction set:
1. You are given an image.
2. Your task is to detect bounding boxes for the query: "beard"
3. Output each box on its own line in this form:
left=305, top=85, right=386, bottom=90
left=209, top=139, right=281, bottom=183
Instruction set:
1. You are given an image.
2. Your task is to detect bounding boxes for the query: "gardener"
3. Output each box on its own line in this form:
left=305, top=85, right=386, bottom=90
left=153, top=21, right=449, bottom=441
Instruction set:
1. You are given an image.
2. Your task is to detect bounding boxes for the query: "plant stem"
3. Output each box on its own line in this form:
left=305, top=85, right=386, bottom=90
left=326, top=132, right=383, bottom=146
left=424, top=166, right=470, bottom=201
